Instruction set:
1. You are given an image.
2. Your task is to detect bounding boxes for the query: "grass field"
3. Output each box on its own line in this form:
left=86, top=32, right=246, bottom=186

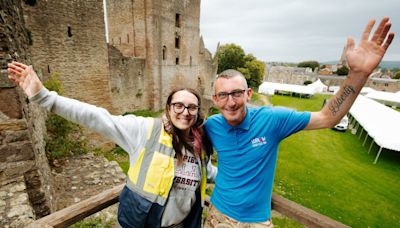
left=271, top=94, right=400, bottom=227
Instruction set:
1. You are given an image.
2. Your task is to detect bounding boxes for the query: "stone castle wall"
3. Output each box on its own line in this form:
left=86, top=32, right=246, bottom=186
left=22, top=0, right=115, bottom=113
left=318, top=76, right=400, bottom=92
left=108, top=45, right=147, bottom=113
left=266, top=66, right=400, bottom=92
left=0, top=0, right=54, bottom=226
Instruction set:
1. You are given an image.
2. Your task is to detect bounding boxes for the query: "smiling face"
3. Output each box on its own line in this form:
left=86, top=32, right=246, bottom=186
left=212, top=76, right=252, bottom=126
left=168, top=90, right=199, bottom=135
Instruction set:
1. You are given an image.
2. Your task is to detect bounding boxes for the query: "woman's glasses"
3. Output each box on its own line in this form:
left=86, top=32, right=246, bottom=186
left=171, top=102, right=199, bottom=115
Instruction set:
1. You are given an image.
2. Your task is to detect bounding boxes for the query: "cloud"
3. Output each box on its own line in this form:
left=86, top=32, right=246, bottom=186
left=200, top=0, right=400, bottom=62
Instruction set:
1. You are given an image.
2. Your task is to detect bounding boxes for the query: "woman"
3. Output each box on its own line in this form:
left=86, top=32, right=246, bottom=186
left=7, top=61, right=217, bottom=228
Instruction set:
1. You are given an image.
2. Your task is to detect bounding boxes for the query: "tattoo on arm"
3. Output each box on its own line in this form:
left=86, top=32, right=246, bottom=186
left=328, top=85, right=355, bottom=116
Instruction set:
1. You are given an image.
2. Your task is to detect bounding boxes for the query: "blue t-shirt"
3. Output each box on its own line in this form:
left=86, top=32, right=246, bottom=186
left=204, top=106, right=310, bottom=222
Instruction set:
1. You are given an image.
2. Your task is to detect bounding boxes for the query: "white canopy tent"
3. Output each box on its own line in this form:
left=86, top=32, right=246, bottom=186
left=365, top=91, right=400, bottom=108
left=257, top=84, right=275, bottom=95
left=360, top=87, right=376, bottom=95
left=332, top=86, right=376, bottom=95
left=258, top=82, right=315, bottom=97
left=349, top=95, right=400, bottom=163
left=307, top=79, right=328, bottom=93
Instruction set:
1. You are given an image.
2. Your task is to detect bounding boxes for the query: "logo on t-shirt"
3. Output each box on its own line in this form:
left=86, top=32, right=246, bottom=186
left=251, top=136, right=267, bottom=147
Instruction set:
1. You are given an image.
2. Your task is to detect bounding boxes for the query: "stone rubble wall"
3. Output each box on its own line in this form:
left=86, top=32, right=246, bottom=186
left=0, top=176, right=35, bottom=228
left=51, top=153, right=125, bottom=211
left=0, top=0, right=54, bottom=226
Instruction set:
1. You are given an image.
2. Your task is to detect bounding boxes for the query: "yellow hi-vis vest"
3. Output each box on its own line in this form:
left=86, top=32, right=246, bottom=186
left=125, top=118, right=207, bottom=206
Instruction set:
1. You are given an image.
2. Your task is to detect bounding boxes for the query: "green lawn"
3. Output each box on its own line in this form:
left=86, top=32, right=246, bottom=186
left=272, top=94, right=400, bottom=227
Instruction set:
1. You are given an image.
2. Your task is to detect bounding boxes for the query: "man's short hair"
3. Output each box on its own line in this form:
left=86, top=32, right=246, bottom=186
left=215, top=69, right=248, bottom=91
left=217, top=69, right=244, bottom=79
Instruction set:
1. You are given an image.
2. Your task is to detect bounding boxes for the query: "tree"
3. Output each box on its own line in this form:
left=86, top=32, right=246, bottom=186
left=216, top=43, right=265, bottom=88
left=393, top=71, right=400, bottom=79
left=392, top=67, right=400, bottom=73
left=244, top=53, right=256, bottom=63
left=216, top=44, right=246, bottom=73
left=297, top=61, right=320, bottom=71
left=337, top=65, right=349, bottom=76
left=245, top=58, right=265, bottom=88
left=303, top=80, right=312, bottom=85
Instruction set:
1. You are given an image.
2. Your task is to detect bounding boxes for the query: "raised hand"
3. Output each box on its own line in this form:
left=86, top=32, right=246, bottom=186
left=7, top=61, right=43, bottom=97
left=346, top=17, right=394, bottom=77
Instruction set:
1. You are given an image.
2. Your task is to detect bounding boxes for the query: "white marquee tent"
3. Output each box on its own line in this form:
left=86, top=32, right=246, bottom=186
left=360, top=87, right=376, bottom=95
left=349, top=95, right=400, bottom=163
left=365, top=91, right=400, bottom=108
left=258, top=82, right=315, bottom=97
left=307, top=79, right=328, bottom=93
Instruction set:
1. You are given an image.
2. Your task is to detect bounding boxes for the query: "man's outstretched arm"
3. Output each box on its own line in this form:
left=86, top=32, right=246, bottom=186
left=305, top=17, right=394, bottom=130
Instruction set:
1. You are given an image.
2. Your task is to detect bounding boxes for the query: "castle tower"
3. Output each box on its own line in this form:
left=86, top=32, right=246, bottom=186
left=339, top=45, right=348, bottom=67
left=106, top=0, right=216, bottom=110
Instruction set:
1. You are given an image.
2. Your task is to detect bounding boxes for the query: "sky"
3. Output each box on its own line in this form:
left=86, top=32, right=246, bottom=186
left=200, top=0, right=400, bottom=63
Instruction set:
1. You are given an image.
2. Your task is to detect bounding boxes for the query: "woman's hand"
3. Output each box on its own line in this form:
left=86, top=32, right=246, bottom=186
left=7, top=61, right=43, bottom=97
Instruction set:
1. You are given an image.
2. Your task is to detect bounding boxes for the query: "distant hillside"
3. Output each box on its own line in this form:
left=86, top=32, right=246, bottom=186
left=379, top=61, right=400, bottom=69
left=321, top=60, right=400, bottom=69
left=321, top=60, right=339, bottom=65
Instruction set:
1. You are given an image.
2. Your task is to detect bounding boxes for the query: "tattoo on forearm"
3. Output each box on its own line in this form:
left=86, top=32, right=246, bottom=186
left=328, top=85, right=355, bottom=116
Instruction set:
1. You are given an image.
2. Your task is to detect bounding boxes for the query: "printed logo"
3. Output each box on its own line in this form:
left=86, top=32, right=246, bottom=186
left=251, top=136, right=267, bottom=147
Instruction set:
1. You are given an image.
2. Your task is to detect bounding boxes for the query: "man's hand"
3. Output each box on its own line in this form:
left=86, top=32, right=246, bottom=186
left=346, top=17, right=394, bottom=77
left=306, top=17, right=394, bottom=130
left=7, top=61, right=43, bottom=97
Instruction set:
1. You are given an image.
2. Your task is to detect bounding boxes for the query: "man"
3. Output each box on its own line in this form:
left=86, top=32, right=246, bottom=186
left=204, top=17, right=394, bottom=227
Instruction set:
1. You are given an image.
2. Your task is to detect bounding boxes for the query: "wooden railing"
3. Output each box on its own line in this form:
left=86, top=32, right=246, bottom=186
left=27, top=184, right=124, bottom=228
left=27, top=184, right=348, bottom=228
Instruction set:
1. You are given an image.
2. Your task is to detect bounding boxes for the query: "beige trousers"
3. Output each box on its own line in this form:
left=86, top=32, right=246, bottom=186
left=204, top=205, right=274, bottom=228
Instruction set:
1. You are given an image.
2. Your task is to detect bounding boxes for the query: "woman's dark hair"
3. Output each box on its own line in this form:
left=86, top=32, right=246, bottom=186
left=164, top=88, right=213, bottom=164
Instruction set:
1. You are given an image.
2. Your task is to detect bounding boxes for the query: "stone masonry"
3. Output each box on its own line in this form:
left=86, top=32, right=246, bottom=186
left=1, top=0, right=54, bottom=226
left=265, top=65, right=400, bottom=92
left=51, top=153, right=125, bottom=211
left=107, top=0, right=217, bottom=111
left=21, top=0, right=115, bottom=113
